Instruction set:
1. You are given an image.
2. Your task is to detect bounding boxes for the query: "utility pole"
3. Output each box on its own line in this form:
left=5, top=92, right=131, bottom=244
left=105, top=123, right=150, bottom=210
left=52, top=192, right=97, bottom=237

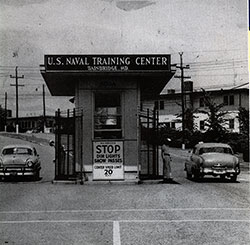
left=4, top=92, right=7, bottom=132
left=42, top=84, right=46, bottom=133
left=175, top=52, right=190, bottom=149
left=10, top=66, right=24, bottom=134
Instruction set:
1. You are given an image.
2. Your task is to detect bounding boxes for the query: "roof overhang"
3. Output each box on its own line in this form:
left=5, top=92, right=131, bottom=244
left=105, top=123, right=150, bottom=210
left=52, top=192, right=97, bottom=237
left=40, top=54, right=175, bottom=98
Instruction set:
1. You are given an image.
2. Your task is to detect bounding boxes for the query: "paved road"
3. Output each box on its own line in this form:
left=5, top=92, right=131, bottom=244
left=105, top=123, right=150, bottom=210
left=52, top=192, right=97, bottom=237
left=0, top=135, right=249, bottom=245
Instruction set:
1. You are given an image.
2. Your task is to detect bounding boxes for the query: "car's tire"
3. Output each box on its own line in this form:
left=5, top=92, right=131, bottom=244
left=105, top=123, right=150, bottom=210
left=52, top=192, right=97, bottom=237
left=220, top=175, right=225, bottom=180
left=192, top=169, right=200, bottom=181
left=33, top=171, right=40, bottom=181
left=230, top=174, right=237, bottom=182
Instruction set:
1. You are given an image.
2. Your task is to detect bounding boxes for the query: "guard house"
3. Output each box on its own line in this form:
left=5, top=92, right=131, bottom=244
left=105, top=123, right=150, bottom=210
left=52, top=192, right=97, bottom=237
left=41, top=54, right=175, bottom=183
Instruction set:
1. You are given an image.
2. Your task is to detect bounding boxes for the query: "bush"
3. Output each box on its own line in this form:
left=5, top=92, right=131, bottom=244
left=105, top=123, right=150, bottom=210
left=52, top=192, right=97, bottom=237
left=243, top=149, right=249, bottom=162
left=158, top=127, right=204, bottom=148
left=158, top=127, right=182, bottom=147
left=157, top=127, right=249, bottom=158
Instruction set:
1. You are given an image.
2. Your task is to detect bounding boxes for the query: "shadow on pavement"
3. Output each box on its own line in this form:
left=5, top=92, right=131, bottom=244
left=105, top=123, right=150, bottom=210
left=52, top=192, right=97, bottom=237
left=158, top=179, right=180, bottom=184
left=0, top=176, right=42, bottom=183
left=189, top=177, right=240, bottom=183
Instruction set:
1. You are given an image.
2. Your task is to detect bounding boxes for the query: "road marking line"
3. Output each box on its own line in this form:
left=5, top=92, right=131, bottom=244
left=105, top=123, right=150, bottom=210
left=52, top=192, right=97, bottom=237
left=0, top=208, right=249, bottom=214
left=0, top=219, right=249, bottom=224
left=113, top=221, right=121, bottom=245
left=121, top=219, right=250, bottom=223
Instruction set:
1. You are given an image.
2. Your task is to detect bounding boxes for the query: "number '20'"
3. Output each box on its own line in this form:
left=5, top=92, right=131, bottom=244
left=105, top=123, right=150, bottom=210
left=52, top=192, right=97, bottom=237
left=104, top=169, right=113, bottom=176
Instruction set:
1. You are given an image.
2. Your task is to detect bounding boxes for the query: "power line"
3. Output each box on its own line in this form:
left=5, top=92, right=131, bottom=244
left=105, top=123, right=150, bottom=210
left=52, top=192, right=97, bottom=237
left=189, top=66, right=247, bottom=72
left=0, top=65, right=40, bottom=68
left=187, top=58, right=247, bottom=64
left=188, top=73, right=248, bottom=77
left=171, top=48, right=246, bottom=55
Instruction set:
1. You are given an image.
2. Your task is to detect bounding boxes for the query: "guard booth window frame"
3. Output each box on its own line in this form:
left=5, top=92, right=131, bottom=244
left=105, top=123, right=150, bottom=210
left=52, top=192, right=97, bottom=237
left=94, top=92, right=122, bottom=139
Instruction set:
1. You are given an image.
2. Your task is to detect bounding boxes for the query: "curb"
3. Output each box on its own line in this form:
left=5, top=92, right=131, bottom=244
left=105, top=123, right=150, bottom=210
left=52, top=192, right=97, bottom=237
left=0, top=132, right=51, bottom=146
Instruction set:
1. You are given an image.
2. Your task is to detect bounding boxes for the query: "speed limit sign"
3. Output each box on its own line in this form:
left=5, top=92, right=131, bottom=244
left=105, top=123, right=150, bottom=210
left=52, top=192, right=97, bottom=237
left=93, top=141, right=124, bottom=180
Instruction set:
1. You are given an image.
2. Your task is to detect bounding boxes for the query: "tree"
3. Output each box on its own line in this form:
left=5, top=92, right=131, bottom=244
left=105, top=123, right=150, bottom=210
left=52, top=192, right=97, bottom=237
left=238, top=107, right=249, bottom=135
left=175, top=102, right=199, bottom=133
left=198, top=88, right=228, bottom=141
left=237, top=107, right=249, bottom=161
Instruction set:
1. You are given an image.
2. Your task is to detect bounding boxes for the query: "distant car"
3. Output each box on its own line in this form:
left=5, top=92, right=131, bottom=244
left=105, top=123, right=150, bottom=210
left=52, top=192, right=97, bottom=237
left=0, top=145, right=41, bottom=180
left=185, top=143, right=240, bottom=182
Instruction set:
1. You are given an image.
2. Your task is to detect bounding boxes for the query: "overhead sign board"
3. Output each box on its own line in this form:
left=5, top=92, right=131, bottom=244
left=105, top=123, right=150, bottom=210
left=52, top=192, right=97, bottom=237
left=93, top=141, right=124, bottom=180
left=44, top=54, right=171, bottom=72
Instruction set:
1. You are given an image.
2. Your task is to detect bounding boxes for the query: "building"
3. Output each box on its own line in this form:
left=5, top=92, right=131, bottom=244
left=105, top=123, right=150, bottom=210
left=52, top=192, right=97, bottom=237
left=6, top=115, right=55, bottom=133
left=142, top=86, right=249, bottom=133
left=41, top=54, right=175, bottom=183
left=0, top=108, right=12, bottom=131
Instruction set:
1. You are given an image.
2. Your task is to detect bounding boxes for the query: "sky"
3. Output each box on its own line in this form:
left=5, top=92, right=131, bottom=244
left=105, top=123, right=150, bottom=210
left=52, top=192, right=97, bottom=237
left=0, top=0, right=248, bottom=117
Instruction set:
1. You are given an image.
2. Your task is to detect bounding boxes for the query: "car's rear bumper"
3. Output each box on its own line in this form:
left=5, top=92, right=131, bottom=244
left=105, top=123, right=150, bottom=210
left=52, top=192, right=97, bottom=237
left=0, top=167, right=41, bottom=176
left=201, top=167, right=240, bottom=175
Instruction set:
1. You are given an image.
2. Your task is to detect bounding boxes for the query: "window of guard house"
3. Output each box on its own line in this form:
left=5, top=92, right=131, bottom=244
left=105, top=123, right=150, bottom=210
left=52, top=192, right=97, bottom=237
left=94, top=93, right=122, bottom=139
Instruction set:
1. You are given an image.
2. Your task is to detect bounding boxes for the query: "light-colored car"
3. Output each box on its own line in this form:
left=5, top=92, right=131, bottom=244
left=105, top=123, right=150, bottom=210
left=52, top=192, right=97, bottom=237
left=185, top=142, right=240, bottom=182
left=0, top=145, right=41, bottom=180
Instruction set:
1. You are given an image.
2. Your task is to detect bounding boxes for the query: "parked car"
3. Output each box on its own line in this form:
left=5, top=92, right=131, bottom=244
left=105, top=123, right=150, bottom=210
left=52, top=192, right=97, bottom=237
left=0, top=145, right=41, bottom=180
left=184, top=142, right=240, bottom=182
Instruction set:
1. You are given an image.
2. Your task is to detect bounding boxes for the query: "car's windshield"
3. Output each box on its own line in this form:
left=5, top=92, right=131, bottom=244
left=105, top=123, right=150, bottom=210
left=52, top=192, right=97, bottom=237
left=2, top=147, right=33, bottom=155
left=199, top=147, right=233, bottom=155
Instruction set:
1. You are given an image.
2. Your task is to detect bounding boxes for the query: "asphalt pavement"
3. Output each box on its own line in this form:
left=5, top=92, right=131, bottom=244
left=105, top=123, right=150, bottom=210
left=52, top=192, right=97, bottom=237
left=0, top=133, right=249, bottom=245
